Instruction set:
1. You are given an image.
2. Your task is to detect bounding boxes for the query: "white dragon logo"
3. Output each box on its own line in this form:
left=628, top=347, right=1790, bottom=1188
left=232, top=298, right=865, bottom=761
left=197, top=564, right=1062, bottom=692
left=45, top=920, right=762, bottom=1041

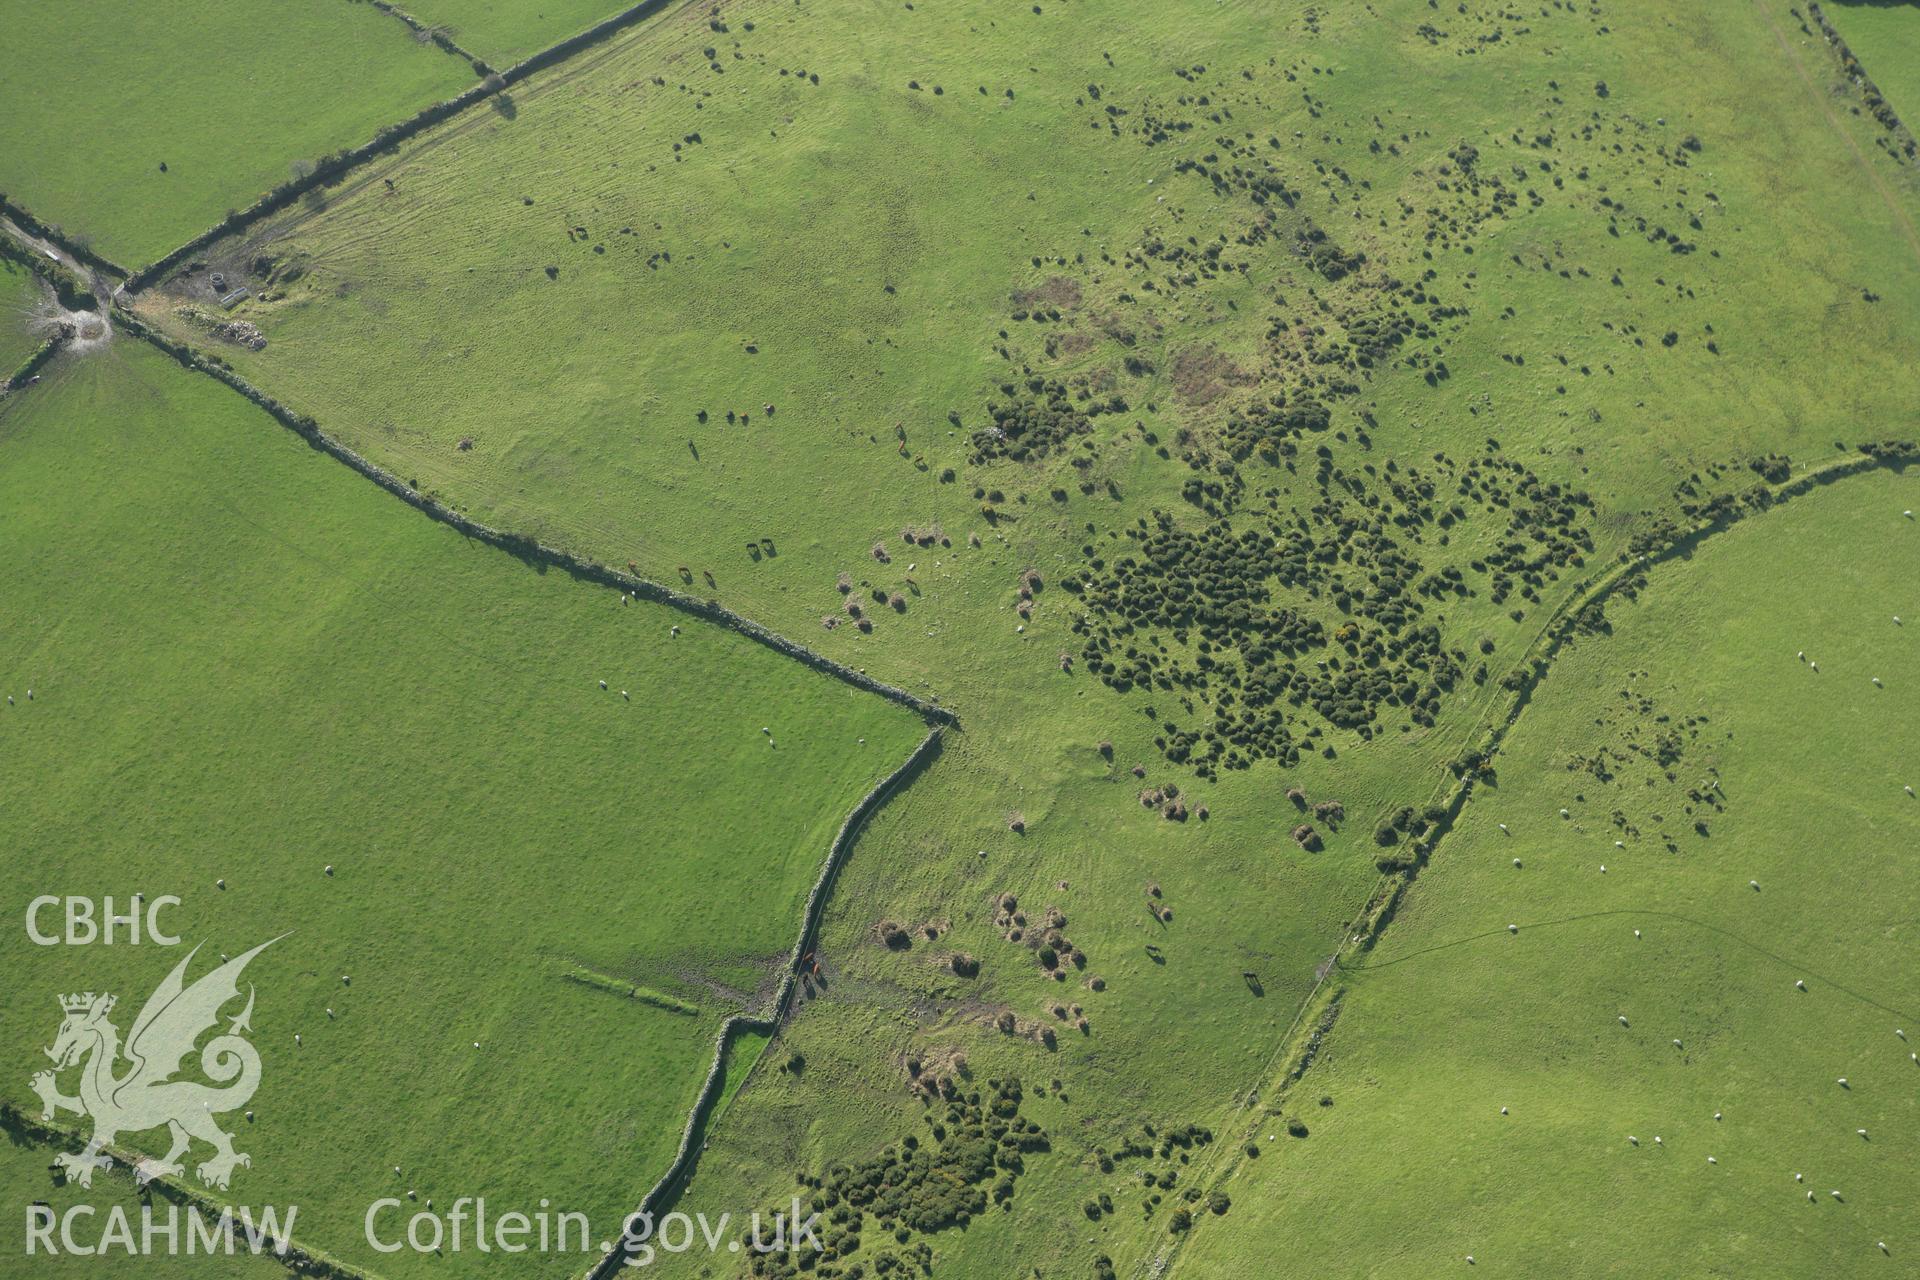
left=31, top=937, right=281, bottom=1191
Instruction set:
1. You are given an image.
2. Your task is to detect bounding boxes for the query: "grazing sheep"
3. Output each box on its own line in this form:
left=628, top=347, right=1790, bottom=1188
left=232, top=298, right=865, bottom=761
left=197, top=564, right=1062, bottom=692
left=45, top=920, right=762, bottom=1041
left=1796, top=979, right=1807, bottom=991
left=1713, top=1112, right=1721, bottom=1121
left=1673, top=1039, right=1684, bottom=1049
left=1512, top=858, right=1522, bottom=868
left=1838, top=1077, right=1849, bottom=1087
left=1627, top=1135, right=1639, bottom=1145
left=1707, top=1156, right=1717, bottom=1164
left=1507, top=923, right=1518, bottom=934
left=599, top=679, right=607, bottom=689
left=1858, top=1129, right=1869, bottom=1138
left=1619, top=1015, right=1630, bottom=1025
left=1750, top=880, right=1761, bottom=890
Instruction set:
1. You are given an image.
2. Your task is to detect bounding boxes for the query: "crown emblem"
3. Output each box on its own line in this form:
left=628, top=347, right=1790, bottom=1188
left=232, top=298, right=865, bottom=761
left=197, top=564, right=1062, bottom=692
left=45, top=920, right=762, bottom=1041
left=60, top=992, right=113, bottom=1016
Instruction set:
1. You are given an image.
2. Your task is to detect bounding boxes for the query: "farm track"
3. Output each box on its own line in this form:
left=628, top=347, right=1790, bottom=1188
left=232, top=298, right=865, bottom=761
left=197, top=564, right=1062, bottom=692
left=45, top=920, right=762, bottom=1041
left=1147, top=444, right=1916, bottom=1280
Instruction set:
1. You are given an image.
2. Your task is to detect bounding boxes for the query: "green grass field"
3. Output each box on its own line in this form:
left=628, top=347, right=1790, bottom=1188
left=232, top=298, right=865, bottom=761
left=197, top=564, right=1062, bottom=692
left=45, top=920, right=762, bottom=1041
left=393, top=0, right=642, bottom=66
left=0, top=0, right=474, bottom=266
left=2, top=0, right=1917, bottom=1274
left=1169, top=467, right=1920, bottom=1278
left=1825, top=2, right=1920, bottom=126
left=0, top=1136, right=286, bottom=1274
left=0, top=339, right=925, bottom=1276
left=109, top=0, right=1920, bottom=1273
left=0, top=253, right=46, bottom=371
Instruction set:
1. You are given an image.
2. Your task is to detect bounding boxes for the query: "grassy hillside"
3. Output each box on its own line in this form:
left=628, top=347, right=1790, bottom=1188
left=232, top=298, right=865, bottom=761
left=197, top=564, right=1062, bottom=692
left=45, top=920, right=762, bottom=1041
left=0, top=0, right=474, bottom=265
left=0, top=339, right=926, bottom=1276
left=111, top=0, right=1920, bottom=1275
left=1171, top=467, right=1920, bottom=1278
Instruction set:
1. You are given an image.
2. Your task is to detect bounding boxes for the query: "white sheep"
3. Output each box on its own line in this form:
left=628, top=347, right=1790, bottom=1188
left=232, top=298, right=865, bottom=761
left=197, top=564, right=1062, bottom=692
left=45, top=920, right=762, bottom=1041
left=1507, top=923, right=1518, bottom=934
left=1796, top=980, right=1807, bottom=991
